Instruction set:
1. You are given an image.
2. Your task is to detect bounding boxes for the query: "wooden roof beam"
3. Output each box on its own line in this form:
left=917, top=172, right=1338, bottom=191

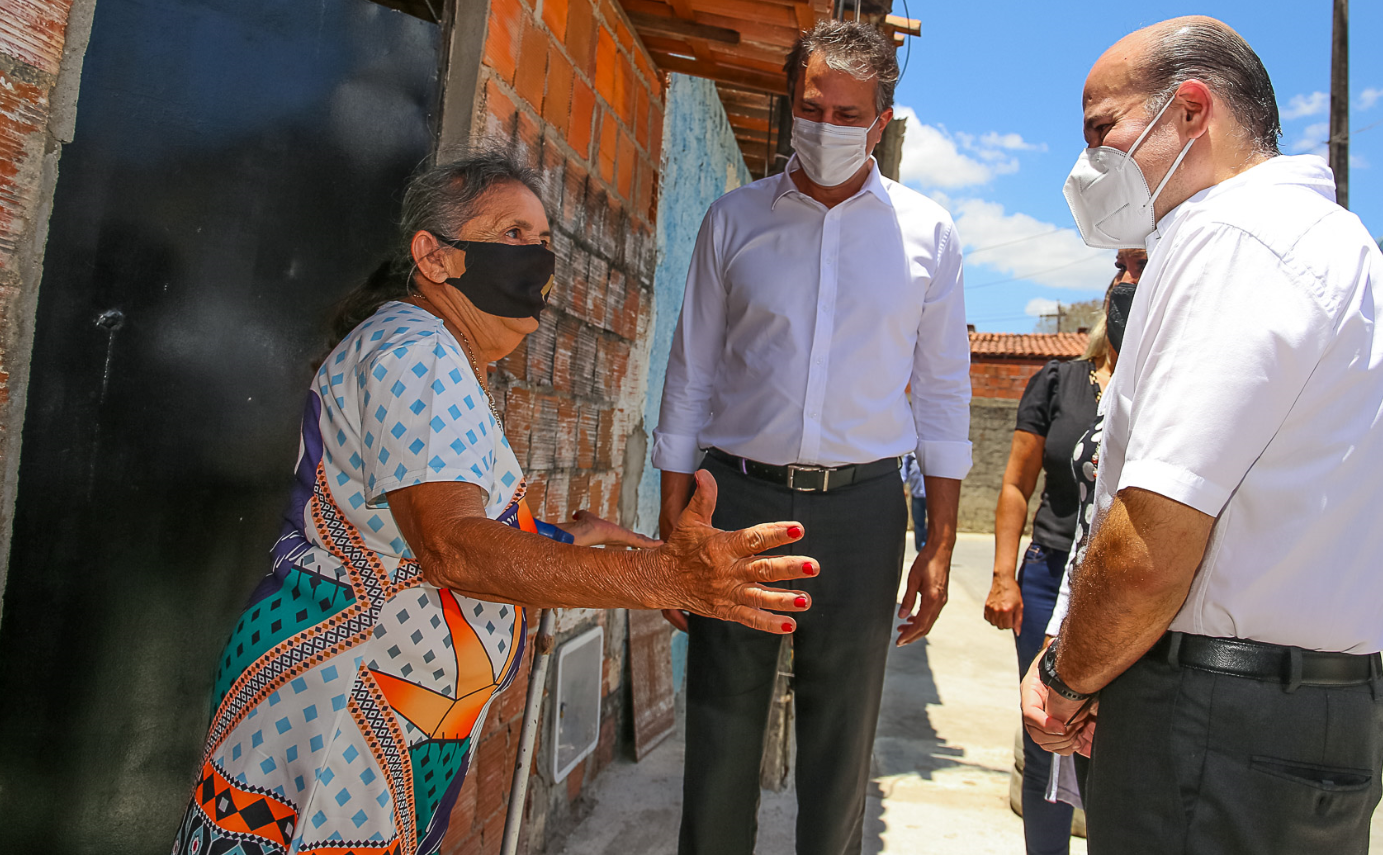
left=628, top=10, right=741, bottom=44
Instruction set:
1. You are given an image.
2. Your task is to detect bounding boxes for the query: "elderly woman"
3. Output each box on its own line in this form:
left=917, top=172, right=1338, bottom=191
left=173, top=151, right=816, bottom=855
left=982, top=248, right=1144, bottom=855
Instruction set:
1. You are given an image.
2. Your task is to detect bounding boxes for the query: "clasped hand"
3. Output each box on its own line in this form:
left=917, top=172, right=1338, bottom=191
left=1020, top=647, right=1097, bottom=757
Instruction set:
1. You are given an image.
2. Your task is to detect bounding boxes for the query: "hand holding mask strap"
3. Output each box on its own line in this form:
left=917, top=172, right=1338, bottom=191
left=433, top=234, right=556, bottom=320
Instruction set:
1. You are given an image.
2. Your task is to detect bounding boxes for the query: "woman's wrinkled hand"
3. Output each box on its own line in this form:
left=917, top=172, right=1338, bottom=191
left=984, top=575, right=1025, bottom=634
left=559, top=509, right=662, bottom=549
left=655, top=469, right=817, bottom=634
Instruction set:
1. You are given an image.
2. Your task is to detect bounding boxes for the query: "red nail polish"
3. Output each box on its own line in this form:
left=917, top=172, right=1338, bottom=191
left=787, top=525, right=803, bottom=538
left=803, top=561, right=816, bottom=576
left=794, top=596, right=808, bottom=608
left=782, top=622, right=794, bottom=632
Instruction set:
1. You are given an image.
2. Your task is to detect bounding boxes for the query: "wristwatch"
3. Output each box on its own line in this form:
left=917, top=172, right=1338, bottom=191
left=1038, top=643, right=1091, bottom=702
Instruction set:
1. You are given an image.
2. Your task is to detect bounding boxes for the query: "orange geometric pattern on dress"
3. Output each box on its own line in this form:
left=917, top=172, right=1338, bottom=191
left=369, top=589, right=515, bottom=741
left=193, top=760, right=297, bottom=847
left=348, top=667, right=416, bottom=855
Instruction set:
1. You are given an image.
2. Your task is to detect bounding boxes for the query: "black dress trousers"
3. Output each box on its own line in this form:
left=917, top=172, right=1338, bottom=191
left=1085, top=650, right=1383, bottom=855
left=678, top=453, right=907, bottom=855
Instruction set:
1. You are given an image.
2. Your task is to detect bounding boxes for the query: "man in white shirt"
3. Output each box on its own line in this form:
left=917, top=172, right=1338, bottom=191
left=1023, top=17, right=1383, bottom=854
left=652, top=20, right=971, bottom=855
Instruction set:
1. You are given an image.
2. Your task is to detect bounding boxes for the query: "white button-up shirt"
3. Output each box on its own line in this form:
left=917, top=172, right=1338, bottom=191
left=1090, top=154, right=1383, bottom=654
left=652, top=157, right=972, bottom=477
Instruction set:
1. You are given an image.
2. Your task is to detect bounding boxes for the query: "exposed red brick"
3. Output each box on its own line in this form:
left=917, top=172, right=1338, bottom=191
left=576, top=406, right=598, bottom=468
left=544, top=468, right=570, bottom=520
left=593, top=27, right=618, bottom=107
left=616, top=129, right=636, bottom=202
left=503, top=386, right=534, bottom=465
left=633, top=49, right=657, bottom=93
left=540, top=0, right=568, bottom=37
left=565, top=0, right=597, bottom=77
left=543, top=44, right=574, bottom=135
left=649, top=102, right=665, bottom=166
left=616, top=53, right=635, bottom=118
left=568, top=78, right=596, bottom=162
left=526, top=306, right=558, bottom=386
left=529, top=393, right=560, bottom=469
left=551, top=315, right=580, bottom=393
left=483, top=0, right=524, bottom=84
left=594, top=406, right=615, bottom=469
left=474, top=731, right=511, bottom=826
left=556, top=398, right=579, bottom=467
left=514, top=19, right=549, bottom=112
left=567, top=469, right=591, bottom=512
left=565, top=757, right=586, bottom=802
left=596, top=110, right=618, bottom=186
left=484, top=77, right=518, bottom=129
left=634, top=83, right=650, bottom=151
left=0, top=0, right=73, bottom=76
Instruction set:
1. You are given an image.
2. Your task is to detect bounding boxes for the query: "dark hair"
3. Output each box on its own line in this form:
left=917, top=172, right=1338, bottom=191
left=784, top=20, right=900, bottom=115
left=1137, top=19, right=1281, bottom=155
left=328, top=145, right=544, bottom=344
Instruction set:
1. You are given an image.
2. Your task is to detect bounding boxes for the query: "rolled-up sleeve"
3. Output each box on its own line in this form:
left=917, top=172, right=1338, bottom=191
left=652, top=211, right=727, bottom=473
left=911, top=223, right=973, bottom=479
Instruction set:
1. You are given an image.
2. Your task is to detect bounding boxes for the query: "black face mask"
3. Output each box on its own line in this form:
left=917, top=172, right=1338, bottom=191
left=434, top=235, right=556, bottom=320
left=1106, top=281, right=1137, bottom=355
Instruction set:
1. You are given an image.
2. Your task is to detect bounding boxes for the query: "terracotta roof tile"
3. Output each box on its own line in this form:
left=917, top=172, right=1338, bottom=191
left=969, top=332, right=1089, bottom=359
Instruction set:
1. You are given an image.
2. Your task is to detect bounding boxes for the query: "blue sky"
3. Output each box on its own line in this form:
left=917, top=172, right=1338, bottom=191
left=889, top=1, right=1383, bottom=332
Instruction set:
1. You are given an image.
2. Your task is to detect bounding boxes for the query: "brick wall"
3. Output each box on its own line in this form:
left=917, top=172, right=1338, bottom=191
left=0, top=0, right=90, bottom=612
left=441, top=0, right=667, bottom=852
left=969, top=357, right=1048, bottom=401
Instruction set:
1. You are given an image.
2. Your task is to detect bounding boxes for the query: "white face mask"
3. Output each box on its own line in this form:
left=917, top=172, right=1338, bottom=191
left=792, top=114, right=879, bottom=187
left=1062, top=95, right=1197, bottom=249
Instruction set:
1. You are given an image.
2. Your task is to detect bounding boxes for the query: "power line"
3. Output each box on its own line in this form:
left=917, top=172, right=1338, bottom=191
left=963, top=227, right=1062, bottom=256
left=966, top=255, right=1104, bottom=290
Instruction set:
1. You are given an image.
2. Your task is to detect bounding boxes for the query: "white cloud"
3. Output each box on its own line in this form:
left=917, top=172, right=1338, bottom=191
left=1288, top=121, right=1330, bottom=154
left=1025, top=297, right=1060, bottom=317
left=981, top=131, right=1047, bottom=152
left=1361, top=88, right=1383, bottom=111
left=951, top=198, right=1115, bottom=291
left=1281, top=91, right=1328, bottom=121
left=894, top=107, right=1040, bottom=189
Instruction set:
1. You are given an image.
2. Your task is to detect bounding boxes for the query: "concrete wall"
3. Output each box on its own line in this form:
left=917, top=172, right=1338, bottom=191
left=446, top=0, right=668, bottom=852
left=635, top=73, right=750, bottom=536
left=0, top=0, right=95, bottom=621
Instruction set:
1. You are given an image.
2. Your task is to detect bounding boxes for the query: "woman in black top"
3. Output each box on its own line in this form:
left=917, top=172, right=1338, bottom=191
left=983, top=248, right=1143, bottom=855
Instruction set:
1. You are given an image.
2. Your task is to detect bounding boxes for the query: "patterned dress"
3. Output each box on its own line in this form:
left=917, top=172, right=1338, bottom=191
left=175, top=302, right=545, bottom=855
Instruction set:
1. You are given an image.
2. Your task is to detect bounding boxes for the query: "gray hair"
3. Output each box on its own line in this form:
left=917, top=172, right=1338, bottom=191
left=1137, top=19, right=1281, bottom=155
left=784, top=20, right=900, bottom=115
left=329, top=145, right=543, bottom=344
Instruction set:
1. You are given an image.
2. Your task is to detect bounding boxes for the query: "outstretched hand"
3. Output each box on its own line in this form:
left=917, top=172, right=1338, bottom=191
left=656, top=469, right=818, bottom=634
left=559, top=509, right=662, bottom=549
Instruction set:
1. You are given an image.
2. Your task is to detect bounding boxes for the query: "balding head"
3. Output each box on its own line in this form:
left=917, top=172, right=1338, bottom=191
left=1106, top=17, right=1281, bottom=155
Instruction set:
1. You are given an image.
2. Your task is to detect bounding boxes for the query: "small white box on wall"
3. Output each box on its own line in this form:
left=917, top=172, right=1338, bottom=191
left=552, top=625, right=604, bottom=782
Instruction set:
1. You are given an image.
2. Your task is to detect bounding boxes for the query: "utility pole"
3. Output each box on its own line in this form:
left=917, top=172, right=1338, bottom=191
left=1330, top=0, right=1349, bottom=208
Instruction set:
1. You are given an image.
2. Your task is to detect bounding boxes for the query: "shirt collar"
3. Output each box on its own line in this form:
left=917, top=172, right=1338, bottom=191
left=771, top=154, right=892, bottom=210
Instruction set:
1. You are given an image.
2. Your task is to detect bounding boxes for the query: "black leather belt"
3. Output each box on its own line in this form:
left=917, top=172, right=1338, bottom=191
left=705, top=448, right=901, bottom=493
left=1148, top=631, right=1382, bottom=692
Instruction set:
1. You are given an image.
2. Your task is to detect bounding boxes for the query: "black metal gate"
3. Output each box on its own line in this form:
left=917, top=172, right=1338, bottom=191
left=0, top=1, right=441, bottom=849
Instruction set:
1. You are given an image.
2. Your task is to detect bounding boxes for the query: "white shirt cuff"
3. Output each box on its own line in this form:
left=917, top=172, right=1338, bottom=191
left=919, top=440, right=973, bottom=481
left=1119, top=458, right=1231, bottom=517
left=651, top=431, right=703, bottom=474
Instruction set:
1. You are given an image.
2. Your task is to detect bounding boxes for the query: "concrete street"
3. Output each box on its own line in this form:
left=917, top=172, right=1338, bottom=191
left=558, top=533, right=1383, bottom=854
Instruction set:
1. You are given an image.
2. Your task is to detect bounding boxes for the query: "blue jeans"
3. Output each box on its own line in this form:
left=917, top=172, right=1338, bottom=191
left=1016, top=542, right=1073, bottom=855
left=911, top=496, right=927, bottom=552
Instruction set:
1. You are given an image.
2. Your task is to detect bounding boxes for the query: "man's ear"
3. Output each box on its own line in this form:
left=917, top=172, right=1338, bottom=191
left=1174, top=80, right=1213, bottom=141
left=410, top=230, right=451, bottom=284
left=870, top=107, right=895, bottom=148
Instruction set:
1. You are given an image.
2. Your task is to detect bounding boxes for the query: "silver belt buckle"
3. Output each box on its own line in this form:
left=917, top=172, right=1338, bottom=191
left=787, top=463, right=829, bottom=492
